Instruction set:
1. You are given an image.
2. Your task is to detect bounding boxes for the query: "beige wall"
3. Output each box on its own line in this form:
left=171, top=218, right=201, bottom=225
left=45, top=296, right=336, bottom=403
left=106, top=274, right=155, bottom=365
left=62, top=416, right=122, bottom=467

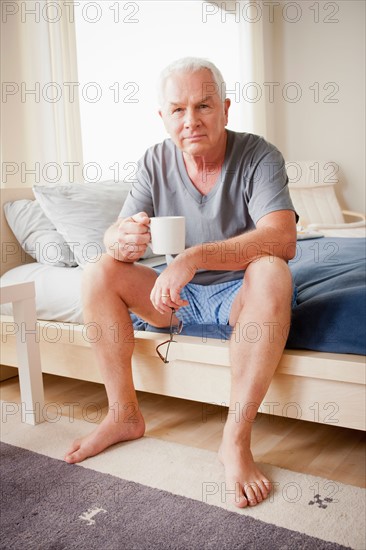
left=267, top=0, right=365, bottom=211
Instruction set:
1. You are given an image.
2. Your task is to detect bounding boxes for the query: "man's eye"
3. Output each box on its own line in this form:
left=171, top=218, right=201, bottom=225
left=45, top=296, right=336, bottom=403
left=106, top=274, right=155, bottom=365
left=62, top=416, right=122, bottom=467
left=173, top=108, right=183, bottom=114
left=199, top=104, right=209, bottom=109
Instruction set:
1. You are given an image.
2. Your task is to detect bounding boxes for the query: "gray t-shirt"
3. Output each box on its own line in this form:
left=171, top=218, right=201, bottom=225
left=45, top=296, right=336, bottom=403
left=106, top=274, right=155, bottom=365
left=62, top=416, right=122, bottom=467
left=120, top=130, right=297, bottom=284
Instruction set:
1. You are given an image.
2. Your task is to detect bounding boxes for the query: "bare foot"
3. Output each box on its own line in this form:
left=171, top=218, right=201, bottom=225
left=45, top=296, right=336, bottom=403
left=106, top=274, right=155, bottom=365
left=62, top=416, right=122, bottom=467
left=218, top=432, right=271, bottom=509
left=64, top=408, right=145, bottom=464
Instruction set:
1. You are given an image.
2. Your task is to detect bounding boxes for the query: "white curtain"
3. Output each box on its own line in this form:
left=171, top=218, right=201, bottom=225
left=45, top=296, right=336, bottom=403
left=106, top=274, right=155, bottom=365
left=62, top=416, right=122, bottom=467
left=210, top=0, right=269, bottom=138
left=1, top=1, right=83, bottom=188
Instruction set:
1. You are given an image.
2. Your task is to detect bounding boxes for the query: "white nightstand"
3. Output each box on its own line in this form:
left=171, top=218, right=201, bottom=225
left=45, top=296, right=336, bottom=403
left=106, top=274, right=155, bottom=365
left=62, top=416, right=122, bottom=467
left=0, top=281, right=44, bottom=424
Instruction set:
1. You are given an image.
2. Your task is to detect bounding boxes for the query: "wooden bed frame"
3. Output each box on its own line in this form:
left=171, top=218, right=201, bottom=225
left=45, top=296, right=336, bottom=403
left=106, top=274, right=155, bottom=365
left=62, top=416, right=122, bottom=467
left=1, top=188, right=365, bottom=430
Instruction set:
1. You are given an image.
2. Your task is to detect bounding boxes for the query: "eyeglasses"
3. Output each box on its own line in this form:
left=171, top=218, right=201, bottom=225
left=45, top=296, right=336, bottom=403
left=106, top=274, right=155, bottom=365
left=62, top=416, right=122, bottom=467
left=156, top=308, right=183, bottom=363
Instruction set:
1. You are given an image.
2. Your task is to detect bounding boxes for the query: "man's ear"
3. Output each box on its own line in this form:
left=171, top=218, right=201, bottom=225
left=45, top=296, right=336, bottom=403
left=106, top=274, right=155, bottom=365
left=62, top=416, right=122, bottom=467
left=158, top=109, right=170, bottom=134
left=224, top=98, right=231, bottom=124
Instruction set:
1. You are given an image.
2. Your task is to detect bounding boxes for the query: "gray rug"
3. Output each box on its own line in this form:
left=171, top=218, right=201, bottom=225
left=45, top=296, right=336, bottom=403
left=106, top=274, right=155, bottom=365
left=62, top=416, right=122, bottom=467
left=0, top=442, right=351, bottom=550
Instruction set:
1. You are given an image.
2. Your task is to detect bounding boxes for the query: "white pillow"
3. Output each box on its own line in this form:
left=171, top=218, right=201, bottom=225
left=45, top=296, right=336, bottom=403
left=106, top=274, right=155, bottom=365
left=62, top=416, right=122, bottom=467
left=33, top=181, right=132, bottom=266
left=4, top=199, right=77, bottom=267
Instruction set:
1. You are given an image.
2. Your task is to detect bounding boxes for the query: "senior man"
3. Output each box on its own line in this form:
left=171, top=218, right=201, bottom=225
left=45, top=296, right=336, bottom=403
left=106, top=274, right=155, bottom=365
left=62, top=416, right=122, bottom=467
left=65, top=57, right=298, bottom=509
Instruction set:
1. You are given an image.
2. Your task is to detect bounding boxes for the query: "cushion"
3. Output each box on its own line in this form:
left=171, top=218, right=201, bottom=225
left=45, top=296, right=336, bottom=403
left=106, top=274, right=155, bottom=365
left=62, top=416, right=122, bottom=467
left=0, top=263, right=84, bottom=323
left=3, top=199, right=77, bottom=267
left=33, top=181, right=133, bottom=266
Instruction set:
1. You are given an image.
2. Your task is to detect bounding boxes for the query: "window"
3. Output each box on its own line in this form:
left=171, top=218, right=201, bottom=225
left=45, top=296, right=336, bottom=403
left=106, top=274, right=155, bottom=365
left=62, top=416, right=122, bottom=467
left=75, top=1, right=244, bottom=182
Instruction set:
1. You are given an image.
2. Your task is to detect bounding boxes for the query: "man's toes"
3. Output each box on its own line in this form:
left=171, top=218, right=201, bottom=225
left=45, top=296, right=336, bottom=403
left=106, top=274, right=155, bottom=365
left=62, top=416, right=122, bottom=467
left=244, top=483, right=262, bottom=505
left=64, top=449, right=79, bottom=464
left=64, top=440, right=81, bottom=462
left=233, top=481, right=248, bottom=508
left=259, top=479, right=271, bottom=499
left=230, top=478, right=274, bottom=508
left=236, top=496, right=248, bottom=509
left=65, top=448, right=87, bottom=464
left=64, top=440, right=90, bottom=464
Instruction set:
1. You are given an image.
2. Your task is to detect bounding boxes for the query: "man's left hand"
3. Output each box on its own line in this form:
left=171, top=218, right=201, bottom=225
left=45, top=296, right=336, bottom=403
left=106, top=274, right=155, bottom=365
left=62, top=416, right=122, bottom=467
left=150, top=253, right=197, bottom=314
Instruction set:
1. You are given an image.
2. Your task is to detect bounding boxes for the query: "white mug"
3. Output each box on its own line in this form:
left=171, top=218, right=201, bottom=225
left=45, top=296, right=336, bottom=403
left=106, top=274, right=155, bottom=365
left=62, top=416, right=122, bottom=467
left=149, top=216, right=185, bottom=255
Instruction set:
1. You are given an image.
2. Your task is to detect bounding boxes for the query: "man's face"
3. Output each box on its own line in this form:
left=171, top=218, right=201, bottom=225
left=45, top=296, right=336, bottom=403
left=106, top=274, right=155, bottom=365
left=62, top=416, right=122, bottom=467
left=159, top=69, right=230, bottom=157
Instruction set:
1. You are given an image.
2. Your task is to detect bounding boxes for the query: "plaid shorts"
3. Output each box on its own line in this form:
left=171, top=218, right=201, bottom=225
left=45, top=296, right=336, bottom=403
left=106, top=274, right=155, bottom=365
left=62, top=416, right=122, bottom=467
left=174, top=279, right=243, bottom=325
left=174, top=278, right=298, bottom=326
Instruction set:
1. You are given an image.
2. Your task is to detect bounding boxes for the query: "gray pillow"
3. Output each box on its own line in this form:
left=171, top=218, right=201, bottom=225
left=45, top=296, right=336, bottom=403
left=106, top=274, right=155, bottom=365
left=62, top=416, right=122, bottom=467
left=33, top=181, right=145, bottom=265
left=4, top=199, right=77, bottom=267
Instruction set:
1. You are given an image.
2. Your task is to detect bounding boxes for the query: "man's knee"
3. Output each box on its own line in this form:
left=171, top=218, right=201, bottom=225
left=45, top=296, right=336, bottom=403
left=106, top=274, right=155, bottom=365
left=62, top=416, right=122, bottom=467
left=82, top=254, right=125, bottom=296
left=245, top=256, right=292, bottom=303
left=246, top=256, right=291, bottom=282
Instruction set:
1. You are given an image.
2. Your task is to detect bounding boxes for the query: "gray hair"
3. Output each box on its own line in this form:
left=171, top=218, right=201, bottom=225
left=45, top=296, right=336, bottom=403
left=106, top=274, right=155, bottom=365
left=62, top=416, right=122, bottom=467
left=157, top=57, right=227, bottom=107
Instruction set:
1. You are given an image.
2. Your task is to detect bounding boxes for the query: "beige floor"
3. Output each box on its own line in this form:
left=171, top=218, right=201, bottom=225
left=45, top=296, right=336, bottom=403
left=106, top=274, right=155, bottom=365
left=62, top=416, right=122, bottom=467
left=1, top=372, right=365, bottom=488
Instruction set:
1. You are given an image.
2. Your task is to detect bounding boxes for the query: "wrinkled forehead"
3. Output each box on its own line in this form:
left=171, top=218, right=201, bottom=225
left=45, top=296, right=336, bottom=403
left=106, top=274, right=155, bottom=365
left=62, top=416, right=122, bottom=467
left=162, top=69, right=220, bottom=106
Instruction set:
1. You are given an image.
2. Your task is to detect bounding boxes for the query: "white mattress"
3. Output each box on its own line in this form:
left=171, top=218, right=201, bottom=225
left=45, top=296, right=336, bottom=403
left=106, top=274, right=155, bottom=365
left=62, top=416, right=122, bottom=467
left=1, top=263, right=85, bottom=323
left=0, top=256, right=166, bottom=324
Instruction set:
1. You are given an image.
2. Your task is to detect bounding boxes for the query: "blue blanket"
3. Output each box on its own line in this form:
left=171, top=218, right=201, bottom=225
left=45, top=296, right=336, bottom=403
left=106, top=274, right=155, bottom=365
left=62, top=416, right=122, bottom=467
left=133, top=238, right=366, bottom=355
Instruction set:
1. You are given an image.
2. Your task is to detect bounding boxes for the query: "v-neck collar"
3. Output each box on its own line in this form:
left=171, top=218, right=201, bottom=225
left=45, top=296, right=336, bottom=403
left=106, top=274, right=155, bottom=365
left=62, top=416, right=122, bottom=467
left=175, top=130, right=233, bottom=205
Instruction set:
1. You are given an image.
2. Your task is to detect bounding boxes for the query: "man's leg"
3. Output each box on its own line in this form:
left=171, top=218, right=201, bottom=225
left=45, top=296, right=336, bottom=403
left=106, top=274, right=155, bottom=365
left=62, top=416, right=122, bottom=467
left=64, top=255, right=174, bottom=464
left=219, top=256, right=293, bottom=508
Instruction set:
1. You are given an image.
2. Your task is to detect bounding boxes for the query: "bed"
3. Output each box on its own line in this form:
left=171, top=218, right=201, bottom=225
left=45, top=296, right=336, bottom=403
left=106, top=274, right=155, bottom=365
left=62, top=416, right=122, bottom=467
left=1, top=186, right=365, bottom=431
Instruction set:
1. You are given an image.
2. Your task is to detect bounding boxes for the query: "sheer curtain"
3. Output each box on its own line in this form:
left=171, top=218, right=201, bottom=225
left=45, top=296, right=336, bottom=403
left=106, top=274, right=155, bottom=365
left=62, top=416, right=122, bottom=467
left=212, top=0, right=269, bottom=137
left=1, top=2, right=83, bottom=188
left=237, top=1, right=269, bottom=137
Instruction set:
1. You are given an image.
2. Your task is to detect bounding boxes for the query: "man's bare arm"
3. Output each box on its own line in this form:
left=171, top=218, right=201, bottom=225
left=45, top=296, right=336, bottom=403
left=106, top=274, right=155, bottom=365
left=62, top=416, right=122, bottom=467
left=184, top=210, right=297, bottom=272
left=182, top=210, right=297, bottom=273
left=149, top=210, right=297, bottom=313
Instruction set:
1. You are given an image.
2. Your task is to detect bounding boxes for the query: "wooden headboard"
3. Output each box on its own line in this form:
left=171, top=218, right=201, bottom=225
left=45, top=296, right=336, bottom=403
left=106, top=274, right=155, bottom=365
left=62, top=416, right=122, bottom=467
left=1, top=188, right=36, bottom=276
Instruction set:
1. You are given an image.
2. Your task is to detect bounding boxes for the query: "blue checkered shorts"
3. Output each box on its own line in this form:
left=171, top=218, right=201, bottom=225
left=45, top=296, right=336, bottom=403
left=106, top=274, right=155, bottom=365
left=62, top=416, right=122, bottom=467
left=174, top=279, right=298, bottom=326
left=174, top=279, right=243, bottom=326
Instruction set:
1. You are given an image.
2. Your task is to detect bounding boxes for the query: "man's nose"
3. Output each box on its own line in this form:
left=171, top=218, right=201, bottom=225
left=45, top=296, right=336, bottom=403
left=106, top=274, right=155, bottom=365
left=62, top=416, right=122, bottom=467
left=184, top=108, right=201, bottom=128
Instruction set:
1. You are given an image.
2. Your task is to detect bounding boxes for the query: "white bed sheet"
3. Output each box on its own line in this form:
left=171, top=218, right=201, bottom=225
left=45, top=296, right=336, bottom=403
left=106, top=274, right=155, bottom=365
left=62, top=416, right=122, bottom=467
left=0, top=256, right=166, bottom=324
left=1, top=263, right=84, bottom=323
